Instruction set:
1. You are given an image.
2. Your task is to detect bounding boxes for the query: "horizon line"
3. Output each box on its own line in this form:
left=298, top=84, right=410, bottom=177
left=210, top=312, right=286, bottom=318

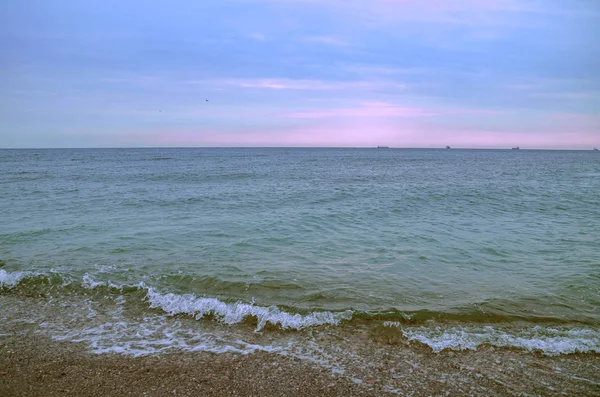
left=1, top=146, right=598, bottom=151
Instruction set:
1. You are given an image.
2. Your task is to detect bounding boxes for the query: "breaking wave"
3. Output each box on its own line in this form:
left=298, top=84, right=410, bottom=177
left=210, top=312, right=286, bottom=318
left=144, top=287, right=352, bottom=331
left=2, top=269, right=600, bottom=355
left=1, top=270, right=351, bottom=331
left=384, top=322, right=600, bottom=356
left=0, top=269, right=27, bottom=287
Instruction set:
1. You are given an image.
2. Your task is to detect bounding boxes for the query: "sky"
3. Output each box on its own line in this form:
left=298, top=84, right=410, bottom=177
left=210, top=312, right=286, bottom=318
left=1, top=0, right=599, bottom=148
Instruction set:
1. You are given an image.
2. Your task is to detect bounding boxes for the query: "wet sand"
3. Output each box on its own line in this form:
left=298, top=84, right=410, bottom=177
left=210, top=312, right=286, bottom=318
left=0, top=334, right=373, bottom=397
left=1, top=334, right=599, bottom=396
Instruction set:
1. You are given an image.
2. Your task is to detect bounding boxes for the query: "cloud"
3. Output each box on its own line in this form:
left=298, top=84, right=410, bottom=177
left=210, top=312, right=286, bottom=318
left=550, top=113, right=587, bottom=120
left=102, top=75, right=407, bottom=93
left=89, top=114, right=598, bottom=149
left=221, top=78, right=405, bottom=91
left=248, top=0, right=526, bottom=25
left=303, top=36, right=349, bottom=46
left=254, top=0, right=519, bottom=12
left=2, top=0, right=598, bottom=149
left=343, top=65, right=426, bottom=77
left=546, top=113, right=600, bottom=129
left=285, top=102, right=426, bottom=118
left=504, top=78, right=600, bottom=103
left=284, top=102, right=509, bottom=119
left=248, top=32, right=268, bottom=41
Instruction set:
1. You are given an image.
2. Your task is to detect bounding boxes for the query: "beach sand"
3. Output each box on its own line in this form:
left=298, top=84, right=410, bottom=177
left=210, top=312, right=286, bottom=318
left=1, top=333, right=599, bottom=396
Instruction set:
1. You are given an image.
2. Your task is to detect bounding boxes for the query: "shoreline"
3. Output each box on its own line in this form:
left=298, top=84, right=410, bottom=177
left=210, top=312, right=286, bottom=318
left=1, top=334, right=599, bottom=396
left=0, top=334, right=375, bottom=397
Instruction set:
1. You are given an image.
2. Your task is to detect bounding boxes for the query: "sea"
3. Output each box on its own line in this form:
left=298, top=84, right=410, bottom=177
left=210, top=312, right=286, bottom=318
left=1, top=148, right=599, bottom=384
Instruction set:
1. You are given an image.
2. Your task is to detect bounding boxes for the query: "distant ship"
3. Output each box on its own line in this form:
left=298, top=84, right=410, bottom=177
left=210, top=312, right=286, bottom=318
left=512, top=147, right=520, bottom=150
left=377, top=146, right=390, bottom=149
left=446, top=146, right=451, bottom=149
left=594, top=148, right=599, bottom=151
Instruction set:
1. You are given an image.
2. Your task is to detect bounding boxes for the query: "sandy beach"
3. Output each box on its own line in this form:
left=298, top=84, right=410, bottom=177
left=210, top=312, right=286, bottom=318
left=1, top=333, right=599, bottom=397
left=0, top=334, right=374, bottom=397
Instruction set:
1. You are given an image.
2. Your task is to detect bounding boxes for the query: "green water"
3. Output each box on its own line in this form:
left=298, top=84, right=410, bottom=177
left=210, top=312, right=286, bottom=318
left=1, top=148, right=599, bottom=355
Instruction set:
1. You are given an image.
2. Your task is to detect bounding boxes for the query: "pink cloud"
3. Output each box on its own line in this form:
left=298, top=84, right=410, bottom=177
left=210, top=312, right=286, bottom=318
left=123, top=124, right=598, bottom=149
left=226, top=79, right=404, bottom=90
left=285, top=103, right=427, bottom=118
left=284, top=102, right=509, bottom=119
left=144, top=123, right=399, bottom=147
left=82, top=116, right=599, bottom=149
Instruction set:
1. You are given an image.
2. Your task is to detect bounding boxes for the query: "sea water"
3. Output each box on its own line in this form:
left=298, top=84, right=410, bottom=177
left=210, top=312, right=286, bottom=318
left=1, top=148, right=599, bottom=360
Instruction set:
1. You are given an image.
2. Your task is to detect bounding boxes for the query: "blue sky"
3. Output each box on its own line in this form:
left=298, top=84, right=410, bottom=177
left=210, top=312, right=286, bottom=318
left=1, top=0, right=599, bottom=148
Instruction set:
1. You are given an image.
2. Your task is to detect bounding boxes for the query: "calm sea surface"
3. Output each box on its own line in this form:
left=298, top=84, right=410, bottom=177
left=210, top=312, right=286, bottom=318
left=1, top=148, right=599, bottom=358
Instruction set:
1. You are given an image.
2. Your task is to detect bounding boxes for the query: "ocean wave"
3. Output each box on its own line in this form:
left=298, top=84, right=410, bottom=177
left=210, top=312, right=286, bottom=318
left=2, top=269, right=599, bottom=327
left=144, top=287, right=353, bottom=331
left=48, top=315, right=285, bottom=357
left=1, top=270, right=353, bottom=332
left=0, top=269, right=27, bottom=287
left=384, top=322, right=600, bottom=356
left=3, top=269, right=600, bottom=356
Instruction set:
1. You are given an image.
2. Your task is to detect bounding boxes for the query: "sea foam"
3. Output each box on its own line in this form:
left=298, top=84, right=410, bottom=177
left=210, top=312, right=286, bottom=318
left=144, top=286, right=353, bottom=331
left=0, top=269, right=27, bottom=287
left=385, top=323, right=600, bottom=356
left=2, top=270, right=353, bottom=332
left=4, top=270, right=600, bottom=356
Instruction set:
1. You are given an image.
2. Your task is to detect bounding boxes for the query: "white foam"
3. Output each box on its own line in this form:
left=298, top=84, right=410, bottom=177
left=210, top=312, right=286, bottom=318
left=383, top=321, right=402, bottom=328
left=3, top=269, right=353, bottom=332
left=81, top=273, right=105, bottom=289
left=81, top=273, right=128, bottom=291
left=6, top=268, right=599, bottom=359
left=95, top=264, right=119, bottom=273
left=395, top=325, right=600, bottom=356
left=45, top=313, right=288, bottom=357
left=0, top=269, right=26, bottom=287
left=144, top=287, right=353, bottom=331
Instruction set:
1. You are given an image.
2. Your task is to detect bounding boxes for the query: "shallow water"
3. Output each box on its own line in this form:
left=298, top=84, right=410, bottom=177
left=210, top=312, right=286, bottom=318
left=1, top=148, right=599, bottom=359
